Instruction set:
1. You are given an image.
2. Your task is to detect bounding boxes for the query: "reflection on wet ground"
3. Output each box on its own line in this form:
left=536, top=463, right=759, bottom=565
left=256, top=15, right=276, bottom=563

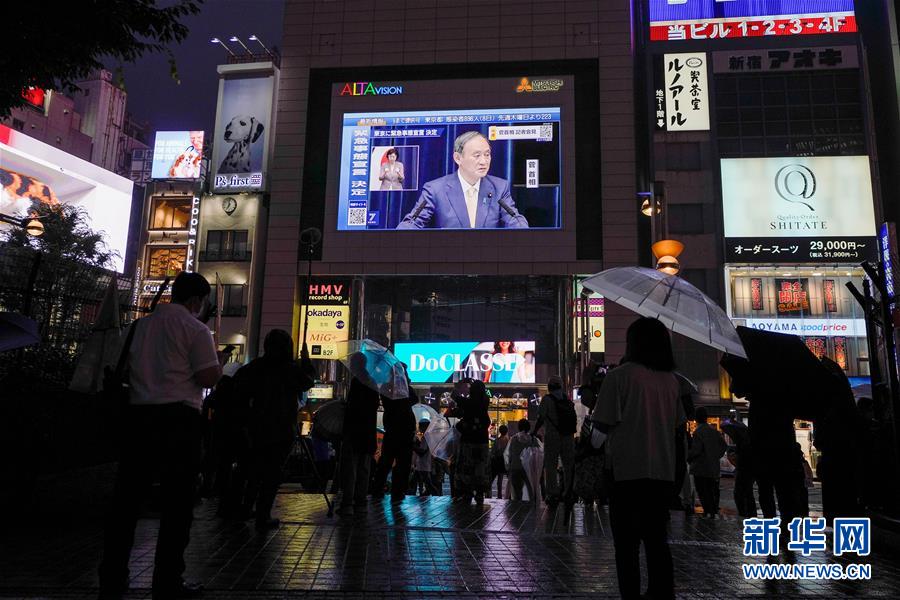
left=2, top=480, right=899, bottom=598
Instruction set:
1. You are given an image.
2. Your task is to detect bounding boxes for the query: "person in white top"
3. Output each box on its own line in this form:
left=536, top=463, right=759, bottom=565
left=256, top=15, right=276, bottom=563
left=100, top=272, right=224, bottom=600
left=591, top=317, right=686, bottom=600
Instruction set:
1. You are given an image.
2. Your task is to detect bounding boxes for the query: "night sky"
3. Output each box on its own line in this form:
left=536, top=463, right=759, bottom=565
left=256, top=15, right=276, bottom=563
left=111, top=0, right=285, bottom=138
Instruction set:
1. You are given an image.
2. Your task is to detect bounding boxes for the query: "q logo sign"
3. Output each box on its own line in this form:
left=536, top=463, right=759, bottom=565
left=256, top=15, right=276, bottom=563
left=775, top=164, right=817, bottom=211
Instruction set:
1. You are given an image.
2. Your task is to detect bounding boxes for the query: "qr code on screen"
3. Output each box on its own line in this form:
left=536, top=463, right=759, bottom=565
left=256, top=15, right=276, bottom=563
left=348, top=208, right=366, bottom=226
left=537, top=123, right=553, bottom=142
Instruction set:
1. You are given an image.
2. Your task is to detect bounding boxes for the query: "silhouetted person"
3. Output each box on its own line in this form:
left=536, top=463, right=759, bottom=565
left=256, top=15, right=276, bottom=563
left=413, top=419, right=433, bottom=494
left=372, top=369, right=417, bottom=502
left=815, top=357, right=863, bottom=521
left=236, top=330, right=316, bottom=529
left=591, top=317, right=685, bottom=600
left=448, top=379, right=491, bottom=506
left=535, top=375, right=577, bottom=508
left=672, top=373, right=696, bottom=512
left=489, top=424, right=509, bottom=498
left=723, top=410, right=756, bottom=518
left=688, top=407, right=727, bottom=518
left=99, top=272, right=223, bottom=600
left=726, top=355, right=800, bottom=539
left=507, top=418, right=539, bottom=500
left=337, top=353, right=380, bottom=516
left=206, top=363, right=250, bottom=519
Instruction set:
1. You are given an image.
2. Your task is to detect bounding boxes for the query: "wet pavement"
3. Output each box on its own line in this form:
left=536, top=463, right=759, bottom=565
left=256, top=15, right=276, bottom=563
left=1, top=467, right=899, bottom=599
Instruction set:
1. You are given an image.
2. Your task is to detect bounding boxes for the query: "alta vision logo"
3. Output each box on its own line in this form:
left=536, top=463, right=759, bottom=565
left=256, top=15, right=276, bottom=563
left=774, top=164, right=817, bottom=211
left=339, top=82, right=403, bottom=96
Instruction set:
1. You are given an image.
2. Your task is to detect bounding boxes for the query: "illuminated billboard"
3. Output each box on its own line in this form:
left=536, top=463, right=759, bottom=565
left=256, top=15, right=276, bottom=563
left=336, top=108, right=561, bottom=230
left=0, top=124, right=134, bottom=272
left=394, top=341, right=536, bottom=384
left=151, top=131, right=204, bottom=179
left=721, top=156, right=877, bottom=263
left=649, top=0, right=856, bottom=42
left=211, top=75, right=275, bottom=192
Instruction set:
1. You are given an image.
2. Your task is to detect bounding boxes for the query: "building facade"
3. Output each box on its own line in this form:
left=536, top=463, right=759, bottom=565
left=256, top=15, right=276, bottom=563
left=257, top=0, right=896, bottom=427
left=265, top=0, right=639, bottom=404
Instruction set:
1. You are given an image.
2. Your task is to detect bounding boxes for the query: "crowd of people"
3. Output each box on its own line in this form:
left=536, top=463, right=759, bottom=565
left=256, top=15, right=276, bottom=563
left=95, top=271, right=878, bottom=600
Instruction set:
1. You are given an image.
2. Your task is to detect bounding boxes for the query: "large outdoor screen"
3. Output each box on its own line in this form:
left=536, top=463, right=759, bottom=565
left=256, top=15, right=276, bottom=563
left=336, top=107, right=563, bottom=230
left=151, top=130, right=204, bottom=180
left=0, top=124, right=134, bottom=272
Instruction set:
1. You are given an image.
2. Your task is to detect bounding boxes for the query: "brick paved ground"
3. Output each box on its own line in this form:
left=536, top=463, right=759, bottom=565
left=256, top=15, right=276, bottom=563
left=1, top=465, right=898, bottom=599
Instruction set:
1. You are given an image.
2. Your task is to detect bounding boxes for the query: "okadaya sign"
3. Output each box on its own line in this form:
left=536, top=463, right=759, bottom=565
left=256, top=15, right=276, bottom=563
left=738, top=318, right=866, bottom=338
left=394, top=341, right=536, bottom=384
left=721, top=156, right=877, bottom=263
left=302, top=279, right=351, bottom=359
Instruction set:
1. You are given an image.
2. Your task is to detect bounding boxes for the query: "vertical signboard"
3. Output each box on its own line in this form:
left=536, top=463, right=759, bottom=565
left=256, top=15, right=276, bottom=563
left=299, top=279, right=351, bottom=359
left=750, top=278, right=764, bottom=311
left=573, top=279, right=605, bottom=354
left=661, top=53, right=710, bottom=132
left=824, top=279, right=838, bottom=313
left=212, top=75, right=275, bottom=192
left=880, top=222, right=898, bottom=302
left=185, top=196, right=201, bottom=272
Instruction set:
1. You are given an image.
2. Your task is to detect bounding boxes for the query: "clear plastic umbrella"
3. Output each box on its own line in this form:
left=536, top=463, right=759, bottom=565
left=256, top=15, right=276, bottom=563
left=334, top=339, right=410, bottom=400
left=412, top=403, right=453, bottom=459
left=582, top=267, right=747, bottom=358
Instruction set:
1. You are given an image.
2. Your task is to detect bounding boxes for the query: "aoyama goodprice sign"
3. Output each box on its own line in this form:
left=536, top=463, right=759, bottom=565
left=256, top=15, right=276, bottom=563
left=721, top=156, right=877, bottom=263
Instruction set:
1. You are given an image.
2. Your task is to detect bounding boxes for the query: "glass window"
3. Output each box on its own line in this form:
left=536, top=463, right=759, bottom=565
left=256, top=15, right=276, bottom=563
left=146, top=246, right=187, bottom=278
left=204, top=230, right=250, bottom=261
left=220, top=284, right=246, bottom=316
left=149, top=196, right=191, bottom=230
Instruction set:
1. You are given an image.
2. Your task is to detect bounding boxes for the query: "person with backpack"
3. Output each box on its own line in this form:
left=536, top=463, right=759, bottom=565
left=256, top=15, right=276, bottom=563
left=534, top=375, right=577, bottom=509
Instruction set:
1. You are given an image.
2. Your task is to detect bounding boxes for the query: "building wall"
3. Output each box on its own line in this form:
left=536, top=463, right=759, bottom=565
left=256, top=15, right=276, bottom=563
left=2, top=92, right=93, bottom=161
left=73, top=70, right=128, bottom=173
left=268, top=0, right=638, bottom=362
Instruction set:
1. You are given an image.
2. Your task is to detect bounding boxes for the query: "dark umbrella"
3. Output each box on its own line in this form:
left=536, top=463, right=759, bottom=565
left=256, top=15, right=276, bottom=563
left=0, top=312, right=40, bottom=352
left=723, top=326, right=835, bottom=421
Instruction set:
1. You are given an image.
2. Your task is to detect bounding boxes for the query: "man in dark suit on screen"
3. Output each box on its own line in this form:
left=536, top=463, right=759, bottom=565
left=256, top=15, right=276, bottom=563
left=396, top=131, right=529, bottom=229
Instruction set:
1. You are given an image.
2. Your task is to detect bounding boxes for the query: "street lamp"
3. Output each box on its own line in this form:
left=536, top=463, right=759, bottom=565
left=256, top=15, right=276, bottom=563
left=652, top=240, right=684, bottom=276
left=0, top=213, right=44, bottom=237
left=209, top=37, right=236, bottom=56
left=248, top=34, right=271, bottom=54
left=229, top=36, right=253, bottom=55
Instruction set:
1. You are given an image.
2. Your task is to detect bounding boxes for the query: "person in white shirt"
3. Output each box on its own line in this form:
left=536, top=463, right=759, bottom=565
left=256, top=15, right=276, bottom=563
left=591, top=317, right=686, bottom=600
left=99, top=272, right=223, bottom=600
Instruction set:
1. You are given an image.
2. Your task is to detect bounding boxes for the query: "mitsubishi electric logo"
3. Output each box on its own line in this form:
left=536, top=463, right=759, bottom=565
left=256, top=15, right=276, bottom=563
left=775, top=164, right=817, bottom=211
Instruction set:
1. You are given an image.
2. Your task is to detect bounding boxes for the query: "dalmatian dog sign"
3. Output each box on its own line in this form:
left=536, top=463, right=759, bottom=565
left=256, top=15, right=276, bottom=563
left=212, top=75, right=275, bottom=192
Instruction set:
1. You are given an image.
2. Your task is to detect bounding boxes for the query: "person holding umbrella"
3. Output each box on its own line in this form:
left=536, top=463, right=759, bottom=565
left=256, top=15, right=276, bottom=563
left=371, top=365, right=418, bottom=503
left=336, top=352, right=381, bottom=516
left=449, top=379, right=492, bottom=506
left=590, top=317, right=685, bottom=600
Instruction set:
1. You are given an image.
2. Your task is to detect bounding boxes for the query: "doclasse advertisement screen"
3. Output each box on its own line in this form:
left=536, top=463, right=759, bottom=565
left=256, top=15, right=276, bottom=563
left=336, top=108, right=562, bottom=230
left=394, top=341, right=536, bottom=384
